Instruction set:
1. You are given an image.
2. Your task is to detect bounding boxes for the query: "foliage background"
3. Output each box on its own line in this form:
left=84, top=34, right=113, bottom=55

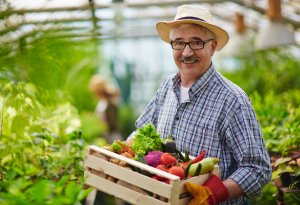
left=0, top=33, right=299, bottom=204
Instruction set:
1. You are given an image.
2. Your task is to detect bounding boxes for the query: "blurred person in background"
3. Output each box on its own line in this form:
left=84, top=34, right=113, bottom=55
left=89, top=74, right=122, bottom=144
left=128, top=4, right=272, bottom=205
left=87, top=74, right=129, bottom=205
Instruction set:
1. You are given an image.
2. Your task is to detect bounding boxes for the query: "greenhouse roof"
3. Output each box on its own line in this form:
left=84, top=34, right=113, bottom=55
left=1, top=0, right=300, bottom=49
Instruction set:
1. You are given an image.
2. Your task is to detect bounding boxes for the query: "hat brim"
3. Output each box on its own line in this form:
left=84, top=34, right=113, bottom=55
left=156, top=19, right=229, bottom=51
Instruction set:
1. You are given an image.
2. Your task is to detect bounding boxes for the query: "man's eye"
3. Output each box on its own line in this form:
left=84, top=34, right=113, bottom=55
left=174, top=41, right=184, bottom=46
left=193, top=41, right=203, bottom=46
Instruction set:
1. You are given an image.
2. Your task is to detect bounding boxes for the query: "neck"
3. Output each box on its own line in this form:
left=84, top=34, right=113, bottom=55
left=180, top=77, right=193, bottom=88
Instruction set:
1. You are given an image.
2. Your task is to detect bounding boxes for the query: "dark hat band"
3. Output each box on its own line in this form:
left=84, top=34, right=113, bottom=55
left=177, top=16, right=206, bottom=22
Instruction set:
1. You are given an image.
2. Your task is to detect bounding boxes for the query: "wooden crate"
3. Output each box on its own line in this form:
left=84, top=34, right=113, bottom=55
left=84, top=145, right=218, bottom=205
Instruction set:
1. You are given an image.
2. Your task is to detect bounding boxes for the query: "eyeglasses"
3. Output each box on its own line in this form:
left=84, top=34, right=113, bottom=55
left=170, top=39, right=214, bottom=50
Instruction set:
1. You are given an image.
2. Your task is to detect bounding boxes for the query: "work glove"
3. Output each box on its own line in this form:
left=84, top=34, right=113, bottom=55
left=184, top=175, right=229, bottom=205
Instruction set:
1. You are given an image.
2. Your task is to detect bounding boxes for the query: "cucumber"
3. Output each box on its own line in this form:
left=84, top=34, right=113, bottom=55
left=184, top=161, right=194, bottom=177
left=194, top=163, right=202, bottom=176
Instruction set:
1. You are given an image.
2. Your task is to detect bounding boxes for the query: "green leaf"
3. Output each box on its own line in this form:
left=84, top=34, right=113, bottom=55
left=77, top=187, right=93, bottom=201
left=27, top=180, right=53, bottom=203
left=11, top=115, right=29, bottom=137
left=8, top=178, right=33, bottom=196
left=65, top=181, right=78, bottom=201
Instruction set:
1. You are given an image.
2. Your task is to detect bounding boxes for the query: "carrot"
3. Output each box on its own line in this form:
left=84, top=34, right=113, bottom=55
left=193, top=150, right=206, bottom=163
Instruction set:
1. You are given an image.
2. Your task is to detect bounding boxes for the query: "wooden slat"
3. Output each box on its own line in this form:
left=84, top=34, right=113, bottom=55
left=169, top=179, right=181, bottom=205
left=85, top=154, right=173, bottom=198
left=88, top=145, right=180, bottom=180
left=85, top=171, right=168, bottom=205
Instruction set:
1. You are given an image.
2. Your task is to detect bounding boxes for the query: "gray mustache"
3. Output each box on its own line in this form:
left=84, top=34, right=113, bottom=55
left=181, top=57, right=198, bottom=62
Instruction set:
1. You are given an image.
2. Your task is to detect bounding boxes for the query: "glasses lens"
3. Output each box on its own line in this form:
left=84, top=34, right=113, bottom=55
left=172, top=41, right=185, bottom=50
left=190, top=41, right=204, bottom=49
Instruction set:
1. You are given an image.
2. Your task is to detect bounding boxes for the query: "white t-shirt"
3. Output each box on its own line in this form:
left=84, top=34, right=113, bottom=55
left=180, top=85, right=190, bottom=103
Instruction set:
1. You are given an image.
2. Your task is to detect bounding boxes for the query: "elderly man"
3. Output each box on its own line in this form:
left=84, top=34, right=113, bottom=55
left=132, top=4, right=272, bottom=205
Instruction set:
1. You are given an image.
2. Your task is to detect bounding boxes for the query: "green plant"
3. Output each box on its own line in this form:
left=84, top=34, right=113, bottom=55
left=0, top=33, right=98, bottom=112
left=221, top=49, right=300, bottom=96
left=0, top=81, right=91, bottom=204
left=250, top=91, right=300, bottom=156
left=0, top=176, right=91, bottom=205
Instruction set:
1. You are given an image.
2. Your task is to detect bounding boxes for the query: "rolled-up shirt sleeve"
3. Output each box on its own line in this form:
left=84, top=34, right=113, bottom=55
left=226, top=103, right=272, bottom=197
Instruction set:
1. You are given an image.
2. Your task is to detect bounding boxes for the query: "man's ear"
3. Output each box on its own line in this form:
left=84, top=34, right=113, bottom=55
left=211, top=40, right=217, bottom=56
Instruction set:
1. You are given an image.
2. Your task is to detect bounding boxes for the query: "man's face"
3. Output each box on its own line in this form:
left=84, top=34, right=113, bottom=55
left=171, top=25, right=217, bottom=84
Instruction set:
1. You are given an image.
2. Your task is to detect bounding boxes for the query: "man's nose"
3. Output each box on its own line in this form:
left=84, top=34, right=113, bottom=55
left=182, top=45, right=194, bottom=56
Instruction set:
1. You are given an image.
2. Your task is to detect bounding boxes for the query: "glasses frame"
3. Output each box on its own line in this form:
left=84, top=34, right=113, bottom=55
left=170, top=39, right=214, bottom=50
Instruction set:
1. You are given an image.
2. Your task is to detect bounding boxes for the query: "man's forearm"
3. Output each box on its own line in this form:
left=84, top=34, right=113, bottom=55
left=223, top=178, right=244, bottom=199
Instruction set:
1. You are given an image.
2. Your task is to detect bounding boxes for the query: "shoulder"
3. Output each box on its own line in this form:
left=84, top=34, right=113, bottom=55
left=161, top=74, right=177, bottom=87
left=213, top=72, right=251, bottom=107
left=156, top=74, right=177, bottom=94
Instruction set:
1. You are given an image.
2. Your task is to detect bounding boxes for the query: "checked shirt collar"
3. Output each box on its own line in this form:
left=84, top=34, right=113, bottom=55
left=172, top=64, right=216, bottom=101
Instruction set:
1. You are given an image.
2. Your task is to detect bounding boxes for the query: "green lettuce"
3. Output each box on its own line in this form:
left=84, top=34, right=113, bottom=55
left=131, top=123, right=163, bottom=156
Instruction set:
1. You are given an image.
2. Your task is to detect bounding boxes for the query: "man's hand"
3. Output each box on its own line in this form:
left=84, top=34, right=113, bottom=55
left=223, top=178, right=244, bottom=199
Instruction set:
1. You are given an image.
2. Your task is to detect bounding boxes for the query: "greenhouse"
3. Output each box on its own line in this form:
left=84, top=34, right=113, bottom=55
left=0, top=0, right=300, bottom=205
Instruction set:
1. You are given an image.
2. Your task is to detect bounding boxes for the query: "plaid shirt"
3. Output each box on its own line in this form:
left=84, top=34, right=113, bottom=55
left=135, top=65, right=272, bottom=205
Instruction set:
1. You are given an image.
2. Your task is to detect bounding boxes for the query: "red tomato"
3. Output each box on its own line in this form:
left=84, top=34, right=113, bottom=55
left=154, top=165, right=169, bottom=181
left=156, top=164, right=169, bottom=172
left=160, top=153, right=177, bottom=166
left=168, top=166, right=185, bottom=179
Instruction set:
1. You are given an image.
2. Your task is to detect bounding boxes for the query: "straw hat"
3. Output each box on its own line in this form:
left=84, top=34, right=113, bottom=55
left=156, top=5, right=229, bottom=51
left=89, top=75, right=120, bottom=99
